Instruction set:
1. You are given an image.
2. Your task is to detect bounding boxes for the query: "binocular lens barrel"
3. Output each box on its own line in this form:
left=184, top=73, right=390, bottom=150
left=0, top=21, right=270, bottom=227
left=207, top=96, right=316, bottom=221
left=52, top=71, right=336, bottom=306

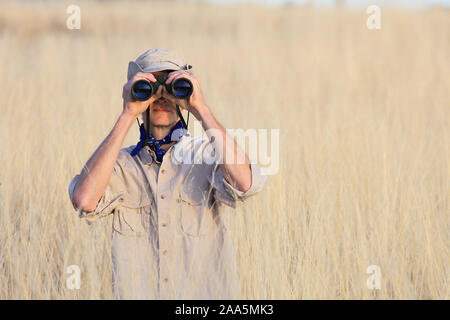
left=131, top=80, right=153, bottom=101
left=171, top=78, right=193, bottom=99
left=131, top=78, right=193, bottom=101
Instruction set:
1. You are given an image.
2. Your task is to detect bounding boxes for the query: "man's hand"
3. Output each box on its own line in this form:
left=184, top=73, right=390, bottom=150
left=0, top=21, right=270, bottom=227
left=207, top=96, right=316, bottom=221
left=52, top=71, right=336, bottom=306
left=164, top=70, right=208, bottom=119
left=122, top=72, right=164, bottom=118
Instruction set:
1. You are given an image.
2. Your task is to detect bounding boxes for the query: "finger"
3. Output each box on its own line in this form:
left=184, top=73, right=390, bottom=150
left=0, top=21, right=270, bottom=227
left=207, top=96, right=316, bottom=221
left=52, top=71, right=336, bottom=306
left=156, top=83, right=163, bottom=96
left=165, top=71, right=185, bottom=84
left=134, top=72, right=157, bottom=82
left=172, top=73, right=196, bottom=89
left=144, top=72, right=157, bottom=82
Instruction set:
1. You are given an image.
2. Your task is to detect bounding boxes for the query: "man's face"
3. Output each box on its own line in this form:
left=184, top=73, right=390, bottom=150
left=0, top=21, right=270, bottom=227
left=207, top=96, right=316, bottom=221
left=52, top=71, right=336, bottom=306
left=146, top=70, right=179, bottom=127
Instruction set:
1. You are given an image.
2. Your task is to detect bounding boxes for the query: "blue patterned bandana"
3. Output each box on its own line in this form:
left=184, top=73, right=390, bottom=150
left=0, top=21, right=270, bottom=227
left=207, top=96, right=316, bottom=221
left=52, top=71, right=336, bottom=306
left=131, top=120, right=186, bottom=162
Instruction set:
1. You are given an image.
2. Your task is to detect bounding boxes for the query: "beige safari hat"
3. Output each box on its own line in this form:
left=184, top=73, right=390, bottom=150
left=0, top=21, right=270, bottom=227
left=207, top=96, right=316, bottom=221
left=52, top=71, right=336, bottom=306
left=127, top=48, right=192, bottom=81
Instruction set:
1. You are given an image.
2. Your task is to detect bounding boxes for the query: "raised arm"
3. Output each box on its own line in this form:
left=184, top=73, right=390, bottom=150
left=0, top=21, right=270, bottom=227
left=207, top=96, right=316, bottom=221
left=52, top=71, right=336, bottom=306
left=71, top=72, right=161, bottom=212
left=197, top=107, right=252, bottom=192
left=165, top=71, right=252, bottom=193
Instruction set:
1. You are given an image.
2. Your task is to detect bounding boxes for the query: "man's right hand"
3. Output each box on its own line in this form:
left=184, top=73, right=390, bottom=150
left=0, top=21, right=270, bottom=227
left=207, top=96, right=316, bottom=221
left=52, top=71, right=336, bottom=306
left=122, top=72, right=163, bottom=118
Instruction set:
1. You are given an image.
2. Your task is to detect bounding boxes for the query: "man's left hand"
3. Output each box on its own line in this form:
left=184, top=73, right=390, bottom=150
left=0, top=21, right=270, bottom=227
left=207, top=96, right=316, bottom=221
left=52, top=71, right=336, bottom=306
left=164, top=70, right=208, bottom=119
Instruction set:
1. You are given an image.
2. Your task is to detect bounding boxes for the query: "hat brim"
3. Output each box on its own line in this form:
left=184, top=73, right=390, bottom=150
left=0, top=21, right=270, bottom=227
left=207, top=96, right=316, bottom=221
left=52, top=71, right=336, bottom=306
left=127, top=61, right=180, bottom=81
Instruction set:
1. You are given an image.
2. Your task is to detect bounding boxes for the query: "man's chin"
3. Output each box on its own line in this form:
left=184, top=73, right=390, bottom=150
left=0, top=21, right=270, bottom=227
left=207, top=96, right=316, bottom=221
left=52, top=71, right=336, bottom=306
left=150, top=116, right=175, bottom=127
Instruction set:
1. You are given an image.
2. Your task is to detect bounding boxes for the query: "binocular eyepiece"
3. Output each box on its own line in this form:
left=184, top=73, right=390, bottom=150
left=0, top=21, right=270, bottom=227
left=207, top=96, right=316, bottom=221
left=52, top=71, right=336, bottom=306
left=131, top=74, right=193, bottom=101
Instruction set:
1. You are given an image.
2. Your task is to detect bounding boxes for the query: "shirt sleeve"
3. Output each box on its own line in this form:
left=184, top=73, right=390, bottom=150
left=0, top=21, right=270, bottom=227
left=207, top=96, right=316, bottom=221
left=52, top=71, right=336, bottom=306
left=68, top=156, right=127, bottom=224
left=208, top=162, right=267, bottom=208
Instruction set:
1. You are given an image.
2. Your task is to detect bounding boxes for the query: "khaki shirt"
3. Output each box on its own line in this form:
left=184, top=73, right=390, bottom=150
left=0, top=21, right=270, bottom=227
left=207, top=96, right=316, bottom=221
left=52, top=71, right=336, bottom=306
left=68, top=132, right=266, bottom=299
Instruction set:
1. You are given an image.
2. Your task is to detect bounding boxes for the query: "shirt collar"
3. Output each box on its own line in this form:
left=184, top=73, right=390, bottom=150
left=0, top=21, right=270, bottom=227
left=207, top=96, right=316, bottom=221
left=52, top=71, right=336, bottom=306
left=138, top=145, right=154, bottom=166
left=136, top=130, right=191, bottom=166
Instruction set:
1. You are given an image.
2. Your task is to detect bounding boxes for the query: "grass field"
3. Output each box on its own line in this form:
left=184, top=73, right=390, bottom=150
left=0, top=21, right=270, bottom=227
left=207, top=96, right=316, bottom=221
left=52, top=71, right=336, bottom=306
left=0, top=0, right=448, bottom=299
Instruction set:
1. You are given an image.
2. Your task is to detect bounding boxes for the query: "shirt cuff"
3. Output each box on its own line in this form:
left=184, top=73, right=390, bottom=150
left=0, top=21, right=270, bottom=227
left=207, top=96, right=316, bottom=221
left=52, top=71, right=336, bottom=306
left=218, top=163, right=267, bottom=204
left=68, top=174, right=124, bottom=224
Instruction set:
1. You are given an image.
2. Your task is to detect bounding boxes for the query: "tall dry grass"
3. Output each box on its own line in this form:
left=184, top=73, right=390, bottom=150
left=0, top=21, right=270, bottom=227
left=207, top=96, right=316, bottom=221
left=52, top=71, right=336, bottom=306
left=0, top=0, right=448, bottom=299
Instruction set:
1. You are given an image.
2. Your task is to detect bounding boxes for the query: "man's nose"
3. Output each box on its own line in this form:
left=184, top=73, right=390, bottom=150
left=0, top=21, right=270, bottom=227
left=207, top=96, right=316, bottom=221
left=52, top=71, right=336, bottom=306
left=154, top=84, right=164, bottom=98
left=160, top=84, right=169, bottom=96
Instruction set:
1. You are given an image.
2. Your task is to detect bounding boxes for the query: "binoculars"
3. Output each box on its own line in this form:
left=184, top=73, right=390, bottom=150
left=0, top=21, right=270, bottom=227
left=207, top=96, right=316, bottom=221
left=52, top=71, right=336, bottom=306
left=131, top=73, right=193, bottom=101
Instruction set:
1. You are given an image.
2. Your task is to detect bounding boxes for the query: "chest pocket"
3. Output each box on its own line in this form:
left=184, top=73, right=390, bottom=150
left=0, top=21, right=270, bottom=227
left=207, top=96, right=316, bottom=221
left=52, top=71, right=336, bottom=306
left=178, top=185, right=217, bottom=237
left=112, top=195, right=153, bottom=237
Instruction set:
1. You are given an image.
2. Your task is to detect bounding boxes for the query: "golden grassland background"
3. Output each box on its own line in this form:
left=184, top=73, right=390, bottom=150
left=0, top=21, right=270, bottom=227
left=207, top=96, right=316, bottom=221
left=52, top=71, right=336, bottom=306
left=0, top=0, right=448, bottom=299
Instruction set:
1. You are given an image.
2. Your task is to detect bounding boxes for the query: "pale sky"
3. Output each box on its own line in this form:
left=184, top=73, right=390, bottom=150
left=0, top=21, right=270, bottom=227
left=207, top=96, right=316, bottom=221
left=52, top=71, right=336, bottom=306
left=203, top=0, right=450, bottom=8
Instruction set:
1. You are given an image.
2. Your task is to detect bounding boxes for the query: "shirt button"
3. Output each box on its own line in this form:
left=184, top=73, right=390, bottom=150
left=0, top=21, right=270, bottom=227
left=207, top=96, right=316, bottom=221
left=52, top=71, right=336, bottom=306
left=119, top=198, right=124, bottom=203
left=161, top=223, right=167, bottom=227
left=161, top=194, right=165, bottom=199
left=162, top=249, right=168, bottom=255
left=161, top=169, right=166, bottom=174
left=163, top=278, right=168, bottom=283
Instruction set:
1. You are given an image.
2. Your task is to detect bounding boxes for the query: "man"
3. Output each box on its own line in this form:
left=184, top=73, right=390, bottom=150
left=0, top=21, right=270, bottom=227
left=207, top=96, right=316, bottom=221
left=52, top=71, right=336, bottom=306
left=68, top=48, right=266, bottom=299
